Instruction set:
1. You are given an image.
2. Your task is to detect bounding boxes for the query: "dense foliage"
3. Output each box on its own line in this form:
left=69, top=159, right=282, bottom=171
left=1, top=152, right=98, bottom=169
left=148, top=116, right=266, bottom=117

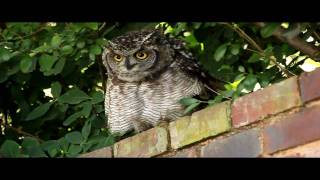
left=0, top=22, right=319, bottom=157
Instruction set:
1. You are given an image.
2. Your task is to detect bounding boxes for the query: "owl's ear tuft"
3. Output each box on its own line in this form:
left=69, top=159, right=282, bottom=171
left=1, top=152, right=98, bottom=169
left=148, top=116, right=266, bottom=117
left=107, top=40, right=119, bottom=49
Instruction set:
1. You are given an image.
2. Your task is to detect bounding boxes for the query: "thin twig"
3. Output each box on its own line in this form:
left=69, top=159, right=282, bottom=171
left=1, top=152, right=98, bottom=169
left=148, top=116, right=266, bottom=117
left=220, top=22, right=295, bottom=77
left=246, top=48, right=264, bottom=55
left=204, top=84, right=232, bottom=100
left=254, top=22, right=320, bottom=61
left=98, top=22, right=106, bottom=32
left=10, top=23, right=47, bottom=41
left=312, top=30, right=320, bottom=43
left=4, top=125, right=44, bottom=143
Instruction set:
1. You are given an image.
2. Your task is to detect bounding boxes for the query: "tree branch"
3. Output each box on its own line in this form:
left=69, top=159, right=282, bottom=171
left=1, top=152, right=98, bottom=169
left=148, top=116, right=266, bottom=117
left=4, top=124, right=44, bottom=143
left=220, top=22, right=295, bottom=77
left=254, top=22, right=320, bottom=61
left=312, top=30, right=320, bottom=43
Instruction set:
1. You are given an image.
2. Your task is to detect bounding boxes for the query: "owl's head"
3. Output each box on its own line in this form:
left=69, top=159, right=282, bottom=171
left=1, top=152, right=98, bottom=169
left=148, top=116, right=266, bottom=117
left=102, top=29, right=174, bottom=82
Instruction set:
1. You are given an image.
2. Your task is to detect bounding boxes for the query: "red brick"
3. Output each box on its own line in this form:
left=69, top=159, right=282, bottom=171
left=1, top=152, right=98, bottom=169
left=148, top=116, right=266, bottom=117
left=79, top=147, right=112, bottom=158
left=272, top=140, right=320, bottom=157
left=200, top=128, right=262, bottom=157
left=263, top=104, right=320, bottom=154
left=299, top=68, right=320, bottom=103
left=232, top=77, right=301, bottom=128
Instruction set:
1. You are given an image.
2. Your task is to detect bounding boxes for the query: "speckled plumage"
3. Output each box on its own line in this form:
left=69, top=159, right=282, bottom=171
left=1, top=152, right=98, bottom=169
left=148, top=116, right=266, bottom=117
left=102, top=29, right=208, bottom=135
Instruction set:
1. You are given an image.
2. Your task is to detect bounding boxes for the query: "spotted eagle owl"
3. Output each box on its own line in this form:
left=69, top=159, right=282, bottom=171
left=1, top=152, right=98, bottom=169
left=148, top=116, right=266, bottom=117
left=102, top=28, right=213, bottom=135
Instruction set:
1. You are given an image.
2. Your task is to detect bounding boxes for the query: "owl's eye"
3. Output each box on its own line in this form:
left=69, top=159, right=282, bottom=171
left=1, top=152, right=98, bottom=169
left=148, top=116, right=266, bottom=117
left=113, top=54, right=123, bottom=62
left=135, top=51, right=149, bottom=60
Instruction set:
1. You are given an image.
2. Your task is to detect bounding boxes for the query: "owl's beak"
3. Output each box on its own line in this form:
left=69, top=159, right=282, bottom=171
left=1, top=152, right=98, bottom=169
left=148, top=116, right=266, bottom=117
left=124, top=58, right=137, bottom=70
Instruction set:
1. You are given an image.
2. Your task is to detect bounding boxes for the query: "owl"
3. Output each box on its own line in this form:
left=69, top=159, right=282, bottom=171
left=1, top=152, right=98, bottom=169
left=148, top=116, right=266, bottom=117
left=102, top=28, right=214, bottom=135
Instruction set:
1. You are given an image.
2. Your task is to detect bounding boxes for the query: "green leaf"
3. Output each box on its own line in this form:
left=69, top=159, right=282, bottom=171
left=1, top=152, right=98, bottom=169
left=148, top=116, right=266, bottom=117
left=93, top=136, right=114, bottom=150
left=65, top=131, right=83, bottom=145
left=89, top=53, right=95, bottom=61
left=0, top=140, right=21, bottom=157
left=94, top=104, right=104, bottom=113
left=221, top=89, right=235, bottom=98
left=183, top=33, right=199, bottom=48
left=58, top=103, right=69, bottom=112
left=52, top=58, right=66, bottom=75
left=58, top=88, right=91, bottom=104
left=82, top=120, right=92, bottom=140
left=91, top=91, right=104, bottom=104
left=203, top=22, right=216, bottom=28
left=230, top=44, right=241, bottom=55
left=247, top=53, right=262, bottom=63
left=41, top=140, right=59, bottom=157
left=85, top=23, right=99, bottom=30
left=89, top=45, right=102, bottom=55
left=20, top=56, right=34, bottom=73
left=21, top=137, right=40, bottom=148
left=39, top=54, right=57, bottom=72
left=0, top=48, right=11, bottom=63
left=21, top=137, right=47, bottom=157
left=260, top=23, right=279, bottom=38
left=51, top=82, right=62, bottom=98
left=214, top=43, right=228, bottom=61
left=238, top=66, right=245, bottom=72
left=81, top=101, right=92, bottom=118
left=91, top=114, right=106, bottom=128
left=208, top=95, right=223, bottom=106
left=63, top=112, right=82, bottom=126
left=264, top=45, right=274, bottom=57
left=76, top=41, right=85, bottom=49
left=0, top=69, right=8, bottom=83
left=179, top=97, right=200, bottom=106
left=68, top=144, right=82, bottom=155
left=26, top=102, right=53, bottom=121
left=58, top=137, right=69, bottom=153
left=192, top=22, right=202, bottom=29
left=243, top=74, right=258, bottom=91
left=61, top=45, right=73, bottom=55
left=31, top=44, right=51, bottom=55
left=51, top=35, right=62, bottom=48
left=273, top=45, right=284, bottom=63
left=183, top=102, right=201, bottom=115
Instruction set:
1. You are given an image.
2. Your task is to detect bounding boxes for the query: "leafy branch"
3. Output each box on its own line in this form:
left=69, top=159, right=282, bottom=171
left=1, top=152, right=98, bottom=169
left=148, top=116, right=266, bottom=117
left=220, top=22, right=295, bottom=77
left=254, top=22, right=320, bottom=61
left=2, top=123, right=44, bottom=143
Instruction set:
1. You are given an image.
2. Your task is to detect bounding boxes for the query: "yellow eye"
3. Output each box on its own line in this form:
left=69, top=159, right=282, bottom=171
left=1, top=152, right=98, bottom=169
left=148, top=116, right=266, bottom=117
left=113, top=54, right=123, bottom=62
left=135, top=51, right=148, bottom=60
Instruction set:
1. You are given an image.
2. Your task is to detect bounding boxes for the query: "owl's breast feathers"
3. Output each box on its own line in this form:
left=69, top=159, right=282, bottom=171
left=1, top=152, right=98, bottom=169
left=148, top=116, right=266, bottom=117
left=105, top=68, right=204, bottom=134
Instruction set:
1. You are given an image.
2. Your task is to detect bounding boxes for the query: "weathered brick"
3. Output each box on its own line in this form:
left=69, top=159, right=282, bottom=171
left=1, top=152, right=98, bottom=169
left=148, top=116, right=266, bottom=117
left=200, top=128, right=262, bottom=157
left=263, top=104, right=320, bottom=154
left=299, top=68, right=320, bottom=103
left=79, top=146, right=112, bottom=158
left=272, top=140, right=320, bottom=157
left=172, top=147, right=199, bottom=158
left=113, top=127, right=168, bottom=157
left=169, top=101, right=231, bottom=149
left=232, top=77, right=301, bottom=128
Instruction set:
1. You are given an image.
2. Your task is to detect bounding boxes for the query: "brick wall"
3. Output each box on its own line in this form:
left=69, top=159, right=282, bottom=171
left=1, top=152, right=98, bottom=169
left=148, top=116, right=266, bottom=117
left=79, top=68, right=320, bottom=158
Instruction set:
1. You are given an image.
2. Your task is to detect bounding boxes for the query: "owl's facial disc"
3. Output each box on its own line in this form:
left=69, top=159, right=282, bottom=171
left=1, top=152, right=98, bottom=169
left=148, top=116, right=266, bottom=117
left=104, top=30, right=170, bottom=82
left=113, top=48, right=159, bottom=82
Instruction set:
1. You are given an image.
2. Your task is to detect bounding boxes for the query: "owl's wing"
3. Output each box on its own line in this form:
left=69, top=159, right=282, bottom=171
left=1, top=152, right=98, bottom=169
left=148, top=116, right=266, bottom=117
left=170, top=38, right=225, bottom=92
